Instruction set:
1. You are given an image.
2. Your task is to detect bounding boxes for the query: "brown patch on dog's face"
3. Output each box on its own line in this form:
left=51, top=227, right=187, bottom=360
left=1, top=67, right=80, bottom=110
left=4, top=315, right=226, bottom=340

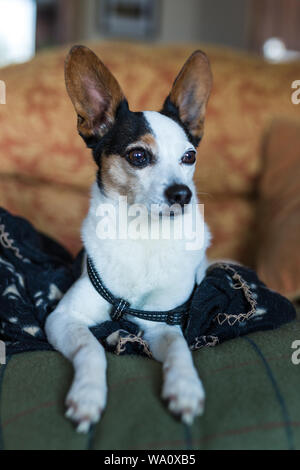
left=101, top=154, right=137, bottom=202
left=138, top=133, right=157, bottom=150
left=100, top=133, right=158, bottom=203
left=124, top=132, right=158, bottom=161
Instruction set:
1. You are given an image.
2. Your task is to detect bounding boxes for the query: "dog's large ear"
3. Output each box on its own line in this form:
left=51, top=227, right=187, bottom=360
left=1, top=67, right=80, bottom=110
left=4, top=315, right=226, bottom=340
left=65, top=45, right=125, bottom=143
left=162, top=50, right=212, bottom=145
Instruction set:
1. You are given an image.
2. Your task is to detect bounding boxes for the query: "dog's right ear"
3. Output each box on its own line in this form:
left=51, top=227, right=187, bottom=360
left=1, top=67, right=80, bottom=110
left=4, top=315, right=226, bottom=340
left=65, top=45, right=125, bottom=144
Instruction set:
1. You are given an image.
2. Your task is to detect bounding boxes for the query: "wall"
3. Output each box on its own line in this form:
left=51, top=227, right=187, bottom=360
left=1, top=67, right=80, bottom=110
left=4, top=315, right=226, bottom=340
left=159, top=0, right=202, bottom=43
left=76, top=0, right=249, bottom=50
left=160, top=0, right=249, bottom=48
left=196, top=0, right=249, bottom=49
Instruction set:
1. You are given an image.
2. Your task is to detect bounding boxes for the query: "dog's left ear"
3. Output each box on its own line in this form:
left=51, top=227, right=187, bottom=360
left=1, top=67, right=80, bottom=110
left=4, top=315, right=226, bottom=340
left=65, top=45, right=125, bottom=143
left=162, top=50, right=212, bottom=145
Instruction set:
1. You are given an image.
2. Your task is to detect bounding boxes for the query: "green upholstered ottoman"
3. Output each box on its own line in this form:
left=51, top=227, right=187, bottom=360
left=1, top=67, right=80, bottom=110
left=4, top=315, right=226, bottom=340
left=1, top=314, right=299, bottom=450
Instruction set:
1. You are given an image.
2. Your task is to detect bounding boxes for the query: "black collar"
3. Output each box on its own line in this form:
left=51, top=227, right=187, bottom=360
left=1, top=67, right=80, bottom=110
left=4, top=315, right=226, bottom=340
left=87, top=257, right=191, bottom=326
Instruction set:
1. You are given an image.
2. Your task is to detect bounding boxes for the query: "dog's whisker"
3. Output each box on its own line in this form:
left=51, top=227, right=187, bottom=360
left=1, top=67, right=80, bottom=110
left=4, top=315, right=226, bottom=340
left=196, top=191, right=213, bottom=199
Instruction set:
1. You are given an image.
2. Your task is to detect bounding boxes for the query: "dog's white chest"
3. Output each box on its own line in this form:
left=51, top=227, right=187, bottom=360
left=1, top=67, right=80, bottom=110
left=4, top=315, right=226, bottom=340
left=102, top=240, right=200, bottom=309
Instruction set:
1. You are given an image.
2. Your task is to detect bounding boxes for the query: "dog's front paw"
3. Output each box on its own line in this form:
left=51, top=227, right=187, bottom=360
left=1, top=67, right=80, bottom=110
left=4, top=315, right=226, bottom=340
left=65, top=379, right=107, bottom=433
left=162, top=367, right=205, bottom=425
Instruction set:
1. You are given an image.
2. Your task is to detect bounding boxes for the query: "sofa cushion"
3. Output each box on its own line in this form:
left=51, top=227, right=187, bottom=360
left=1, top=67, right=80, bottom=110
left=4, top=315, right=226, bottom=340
left=0, top=176, right=88, bottom=255
left=1, top=314, right=299, bottom=450
left=204, top=196, right=257, bottom=265
left=256, top=119, right=300, bottom=300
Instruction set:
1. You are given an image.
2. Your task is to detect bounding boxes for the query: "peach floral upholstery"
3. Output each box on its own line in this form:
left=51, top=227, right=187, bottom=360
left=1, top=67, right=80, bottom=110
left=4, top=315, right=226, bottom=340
left=0, top=41, right=300, bottom=266
left=256, top=119, right=300, bottom=300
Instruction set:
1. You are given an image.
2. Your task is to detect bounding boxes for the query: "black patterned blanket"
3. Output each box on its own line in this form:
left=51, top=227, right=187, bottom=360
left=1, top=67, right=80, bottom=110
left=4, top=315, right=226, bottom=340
left=0, top=208, right=296, bottom=357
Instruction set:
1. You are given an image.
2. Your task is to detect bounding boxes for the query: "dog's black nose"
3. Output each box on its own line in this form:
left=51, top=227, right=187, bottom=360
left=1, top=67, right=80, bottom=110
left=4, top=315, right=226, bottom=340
left=164, top=184, right=192, bottom=207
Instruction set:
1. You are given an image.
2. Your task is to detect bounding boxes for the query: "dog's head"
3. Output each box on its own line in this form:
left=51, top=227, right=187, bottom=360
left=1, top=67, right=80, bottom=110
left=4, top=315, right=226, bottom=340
left=65, top=45, right=212, bottom=214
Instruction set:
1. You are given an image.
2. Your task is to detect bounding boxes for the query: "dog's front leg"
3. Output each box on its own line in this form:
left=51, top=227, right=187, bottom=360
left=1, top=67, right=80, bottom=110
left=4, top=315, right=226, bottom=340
left=45, top=277, right=109, bottom=433
left=144, top=325, right=205, bottom=424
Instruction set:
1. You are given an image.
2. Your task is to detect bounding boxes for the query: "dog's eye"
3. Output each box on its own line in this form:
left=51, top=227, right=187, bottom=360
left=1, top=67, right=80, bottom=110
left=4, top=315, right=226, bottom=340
left=181, top=150, right=196, bottom=165
left=126, top=148, right=149, bottom=167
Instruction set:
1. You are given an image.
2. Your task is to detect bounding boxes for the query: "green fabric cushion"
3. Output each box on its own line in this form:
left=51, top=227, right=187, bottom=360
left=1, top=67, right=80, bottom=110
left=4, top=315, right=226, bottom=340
left=1, top=314, right=300, bottom=450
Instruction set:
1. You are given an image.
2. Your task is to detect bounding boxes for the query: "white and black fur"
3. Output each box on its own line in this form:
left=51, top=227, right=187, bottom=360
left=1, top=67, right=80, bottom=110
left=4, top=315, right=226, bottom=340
left=45, top=45, right=213, bottom=433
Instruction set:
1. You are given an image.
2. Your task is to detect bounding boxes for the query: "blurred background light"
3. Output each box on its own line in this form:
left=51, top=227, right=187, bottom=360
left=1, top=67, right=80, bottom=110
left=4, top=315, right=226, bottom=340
left=0, top=0, right=36, bottom=67
left=263, top=37, right=287, bottom=62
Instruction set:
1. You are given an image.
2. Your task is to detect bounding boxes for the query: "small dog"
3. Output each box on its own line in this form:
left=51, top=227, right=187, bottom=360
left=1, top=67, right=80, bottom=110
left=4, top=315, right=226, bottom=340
left=45, top=45, right=213, bottom=433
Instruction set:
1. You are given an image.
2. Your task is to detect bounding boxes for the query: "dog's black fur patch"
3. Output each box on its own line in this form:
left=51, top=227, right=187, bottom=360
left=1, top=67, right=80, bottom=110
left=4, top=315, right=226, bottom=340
left=80, top=99, right=153, bottom=192
left=160, top=95, right=201, bottom=148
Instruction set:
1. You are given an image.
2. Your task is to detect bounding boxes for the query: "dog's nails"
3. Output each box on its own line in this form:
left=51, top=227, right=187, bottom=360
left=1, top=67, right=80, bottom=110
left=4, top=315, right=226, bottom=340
left=168, top=399, right=179, bottom=413
left=182, top=410, right=194, bottom=425
left=197, top=400, right=205, bottom=415
left=77, top=420, right=91, bottom=434
left=66, top=399, right=77, bottom=410
left=65, top=407, right=75, bottom=419
left=182, top=415, right=193, bottom=425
